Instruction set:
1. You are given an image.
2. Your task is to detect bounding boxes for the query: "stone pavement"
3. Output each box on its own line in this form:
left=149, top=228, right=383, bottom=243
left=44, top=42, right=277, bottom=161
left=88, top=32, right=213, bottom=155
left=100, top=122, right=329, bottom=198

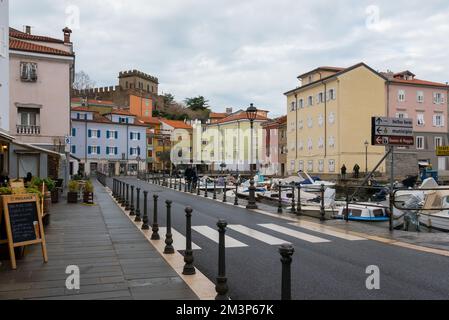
left=0, top=180, right=198, bottom=300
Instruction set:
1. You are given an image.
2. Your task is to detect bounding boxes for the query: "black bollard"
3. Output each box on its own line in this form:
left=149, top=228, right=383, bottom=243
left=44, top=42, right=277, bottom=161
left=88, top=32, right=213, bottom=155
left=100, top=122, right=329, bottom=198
left=291, top=186, right=296, bottom=213
left=197, top=181, right=201, bottom=196
left=179, top=177, right=182, bottom=192
left=279, top=244, right=295, bottom=300
left=121, top=182, right=126, bottom=207
left=170, top=175, right=173, bottom=189
left=213, top=180, right=217, bottom=200
left=117, top=181, right=122, bottom=203
left=142, top=191, right=149, bottom=230
left=130, top=186, right=136, bottom=216
left=183, top=207, right=196, bottom=275
left=164, top=200, right=175, bottom=254
left=278, top=187, right=283, bottom=214
left=296, top=185, right=302, bottom=216
left=320, top=184, right=325, bottom=222
left=234, top=183, right=239, bottom=206
left=184, top=179, right=188, bottom=193
left=151, top=195, right=160, bottom=240
left=205, top=182, right=209, bottom=198
left=125, top=184, right=130, bottom=211
left=112, top=179, right=116, bottom=198
left=135, top=188, right=142, bottom=222
left=215, top=220, right=229, bottom=300
left=223, top=181, right=227, bottom=203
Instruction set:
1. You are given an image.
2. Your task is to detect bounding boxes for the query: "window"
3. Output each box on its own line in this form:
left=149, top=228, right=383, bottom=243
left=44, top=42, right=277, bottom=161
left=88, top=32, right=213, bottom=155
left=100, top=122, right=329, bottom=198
left=18, top=108, right=39, bottom=126
left=71, top=145, right=76, bottom=154
left=106, top=147, right=118, bottom=156
left=318, top=114, right=324, bottom=127
left=434, top=93, right=445, bottom=104
left=148, top=150, right=153, bottom=158
left=433, top=114, right=444, bottom=127
left=417, top=113, right=425, bottom=126
left=88, top=129, right=101, bottom=138
left=329, top=136, right=336, bottom=148
left=318, top=137, right=324, bottom=149
left=328, top=89, right=336, bottom=100
left=298, top=140, right=304, bottom=151
left=318, top=92, right=324, bottom=104
left=416, top=136, right=425, bottom=150
left=71, top=128, right=76, bottom=137
left=107, top=130, right=118, bottom=139
left=298, top=120, right=304, bottom=129
left=307, top=117, right=313, bottom=128
left=396, top=112, right=408, bottom=119
left=308, top=75, right=313, bottom=83
left=398, top=90, right=405, bottom=102
left=20, top=62, right=38, bottom=82
left=308, top=96, right=313, bottom=106
left=298, top=99, right=304, bottom=109
left=435, top=137, right=443, bottom=149
left=318, top=160, right=324, bottom=173
left=329, top=160, right=336, bottom=173
left=307, top=138, right=313, bottom=151
left=290, top=160, right=295, bottom=171
left=417, top=91, right=424, bottom=103
left=130, top=147, right=141, bottom=156
left=329, top=112, right=336, bottom=124
left=307, top=161, right=314, bottom=172
left=130, top=132, right=141, bottom=140
left=299, top=161, right=304, bottom=172
left=88, top=146, right=100, bottom=155
left=290, top=102, right=296, bottom=112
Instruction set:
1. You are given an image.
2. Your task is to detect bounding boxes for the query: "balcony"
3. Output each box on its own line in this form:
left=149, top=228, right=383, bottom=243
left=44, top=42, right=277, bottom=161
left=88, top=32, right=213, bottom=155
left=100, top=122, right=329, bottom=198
left=17, top=125, right=41, bottom=135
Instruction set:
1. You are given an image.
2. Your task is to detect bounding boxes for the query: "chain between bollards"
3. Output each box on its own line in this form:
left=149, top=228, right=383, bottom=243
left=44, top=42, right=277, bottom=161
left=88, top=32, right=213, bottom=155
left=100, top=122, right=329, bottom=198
left=151, top=195, right=160, bottom=240
left=279, top=244, right=294, bottom=300
left=164, top=200, right=175, bottom=254
left=183, top=207, right=196, bottom=275
left=142, top=191, right=149, bottom=230
left=215, top=220, right=229, bottom=300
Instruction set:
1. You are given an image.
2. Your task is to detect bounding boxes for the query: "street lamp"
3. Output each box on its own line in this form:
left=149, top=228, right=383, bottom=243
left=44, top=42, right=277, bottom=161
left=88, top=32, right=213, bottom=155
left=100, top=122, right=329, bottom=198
left=364, top=140, right=369, bottom=175
left=246, top=103, right=258, bottom=210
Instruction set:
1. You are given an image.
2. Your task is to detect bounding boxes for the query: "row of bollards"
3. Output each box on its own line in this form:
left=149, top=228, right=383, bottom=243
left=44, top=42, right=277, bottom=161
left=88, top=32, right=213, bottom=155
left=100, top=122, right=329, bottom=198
left=113, top=177, right=296, bottom=300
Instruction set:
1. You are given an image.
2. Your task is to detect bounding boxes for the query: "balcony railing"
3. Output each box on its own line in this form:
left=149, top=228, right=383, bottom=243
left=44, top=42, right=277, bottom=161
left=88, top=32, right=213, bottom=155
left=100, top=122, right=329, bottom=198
left=17, top=125, right=41, bottom=135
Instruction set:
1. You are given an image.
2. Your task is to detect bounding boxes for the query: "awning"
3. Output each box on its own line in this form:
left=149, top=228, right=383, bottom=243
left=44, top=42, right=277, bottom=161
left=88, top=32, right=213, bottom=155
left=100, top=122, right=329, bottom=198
left=419, top=161, right=430, bottom=166
left=12, top=140, right=65, bottom=157
left=0, top=130, right=15, bottom=142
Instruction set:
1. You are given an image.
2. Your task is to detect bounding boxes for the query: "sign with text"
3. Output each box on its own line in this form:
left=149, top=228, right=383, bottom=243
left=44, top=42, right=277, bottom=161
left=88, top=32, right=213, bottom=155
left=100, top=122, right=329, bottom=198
left=437, top=146, right=449, bottom=157
left=372, top=117, right=414, bottom=146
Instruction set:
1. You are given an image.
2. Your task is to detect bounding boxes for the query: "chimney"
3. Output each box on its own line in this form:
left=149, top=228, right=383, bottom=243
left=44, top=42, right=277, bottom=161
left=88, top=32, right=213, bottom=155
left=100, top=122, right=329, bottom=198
left=25, top=25, right=31, bottom=35
left=62, top=27, right=72, bottom=43
left=226, top=107, right=233, bottom=115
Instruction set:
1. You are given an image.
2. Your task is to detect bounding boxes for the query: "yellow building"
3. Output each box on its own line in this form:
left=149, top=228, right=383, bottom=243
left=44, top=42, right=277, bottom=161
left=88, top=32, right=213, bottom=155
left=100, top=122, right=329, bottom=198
left=284, top=63, right=388, bottom=177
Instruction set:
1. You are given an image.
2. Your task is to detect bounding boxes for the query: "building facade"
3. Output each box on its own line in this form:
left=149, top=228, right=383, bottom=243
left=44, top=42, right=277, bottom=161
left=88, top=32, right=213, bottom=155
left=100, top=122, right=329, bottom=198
left=0, top=0, right=9, bottom=133
left=159, top=119, right=193, bottom=171
left=285, top=63, right=387, bottom=177
left=278, top=116, right=288, bottom=177
left=70, top=108, right=147, bottom=176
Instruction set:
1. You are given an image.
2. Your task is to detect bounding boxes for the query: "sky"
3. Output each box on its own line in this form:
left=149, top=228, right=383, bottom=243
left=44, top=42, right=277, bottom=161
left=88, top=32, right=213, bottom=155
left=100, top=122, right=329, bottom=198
left=9, top=0, right=449, bottom=117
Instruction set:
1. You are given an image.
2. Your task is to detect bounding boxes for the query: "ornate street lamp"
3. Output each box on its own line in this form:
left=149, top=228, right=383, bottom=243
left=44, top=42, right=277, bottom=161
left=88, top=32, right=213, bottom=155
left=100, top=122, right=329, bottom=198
left=246, top=103, right=258, bottom=210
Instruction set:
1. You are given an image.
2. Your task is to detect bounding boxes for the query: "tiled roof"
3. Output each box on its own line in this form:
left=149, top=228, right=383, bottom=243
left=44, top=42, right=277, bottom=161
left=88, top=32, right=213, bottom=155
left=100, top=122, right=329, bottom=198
left=9, top=39, right=73, bottom=57
left=298, top=66, right=345, bottom=79
left=9, top=27, right=65, bottom=44
left=71, top=107, right=92, bottom=112
left=136, top=116, right=161, bottom=125
left=390, top=78, right=448, bottom=87
left=214, top=111, right=269, bottom=124
left=159, top=119, right=192, bottom=130
left=105, top=109, right=135, bottom=116
left=210, top=112, right=228, bottom=119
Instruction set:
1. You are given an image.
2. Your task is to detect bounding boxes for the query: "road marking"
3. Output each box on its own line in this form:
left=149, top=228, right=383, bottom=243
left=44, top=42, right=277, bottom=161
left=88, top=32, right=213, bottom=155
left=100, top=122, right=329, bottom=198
left=259, top=224, right=331, bottom=243
left=192, top=226, right=248, bottom=248
left=159, top=227, right=201, bottom=250
left=288, top=222, right=367, bottom=241
left=228, top=225, right=289, bottom=245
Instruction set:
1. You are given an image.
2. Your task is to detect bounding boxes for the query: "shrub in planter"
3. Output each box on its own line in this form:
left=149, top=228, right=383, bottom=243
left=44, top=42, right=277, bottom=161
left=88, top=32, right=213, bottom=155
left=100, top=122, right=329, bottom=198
left=83, top=180, right=94, bottom=204
left=67, top=181, right=79, bottom=204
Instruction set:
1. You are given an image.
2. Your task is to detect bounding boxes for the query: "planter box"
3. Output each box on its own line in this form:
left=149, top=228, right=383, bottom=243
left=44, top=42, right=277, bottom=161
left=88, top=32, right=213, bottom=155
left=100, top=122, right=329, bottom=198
left=67, top=192, right=78, bottom=204
left=51, top=189, right=59, bottom=203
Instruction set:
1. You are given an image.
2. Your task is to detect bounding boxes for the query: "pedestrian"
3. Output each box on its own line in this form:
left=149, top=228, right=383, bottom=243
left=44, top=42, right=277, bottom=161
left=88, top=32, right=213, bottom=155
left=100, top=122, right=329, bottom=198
left=192, top=169, right=198, bottom=191
left=341, top=165, right=347, bottom=180
left=353, top=164, right=360, bottom=179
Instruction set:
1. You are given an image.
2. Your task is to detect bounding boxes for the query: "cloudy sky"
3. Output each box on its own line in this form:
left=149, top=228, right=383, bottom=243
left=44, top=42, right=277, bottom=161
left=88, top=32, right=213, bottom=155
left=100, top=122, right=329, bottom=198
left=9, top=0, right=449, bottom=117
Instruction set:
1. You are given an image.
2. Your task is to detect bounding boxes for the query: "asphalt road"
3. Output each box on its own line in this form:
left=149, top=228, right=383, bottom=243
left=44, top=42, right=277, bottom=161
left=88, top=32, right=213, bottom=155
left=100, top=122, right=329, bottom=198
left=109, top=177, right=449, bottom=300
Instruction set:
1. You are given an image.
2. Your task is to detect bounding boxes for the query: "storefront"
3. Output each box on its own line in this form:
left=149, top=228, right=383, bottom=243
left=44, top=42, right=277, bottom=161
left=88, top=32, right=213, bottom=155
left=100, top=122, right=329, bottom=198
left=0, top=131, right=13, bottom=180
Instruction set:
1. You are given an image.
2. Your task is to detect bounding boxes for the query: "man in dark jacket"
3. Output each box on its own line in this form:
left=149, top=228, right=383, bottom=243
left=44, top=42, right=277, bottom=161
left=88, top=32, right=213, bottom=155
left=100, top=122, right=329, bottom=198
left=341, top=165, right=347, bottom=180
left=353, top=164, right=361, bottom=179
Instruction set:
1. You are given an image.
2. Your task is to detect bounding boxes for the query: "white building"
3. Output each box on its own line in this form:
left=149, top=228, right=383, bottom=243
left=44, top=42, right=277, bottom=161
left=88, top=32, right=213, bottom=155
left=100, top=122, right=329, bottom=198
left=0, top=0, right=9, bottom=132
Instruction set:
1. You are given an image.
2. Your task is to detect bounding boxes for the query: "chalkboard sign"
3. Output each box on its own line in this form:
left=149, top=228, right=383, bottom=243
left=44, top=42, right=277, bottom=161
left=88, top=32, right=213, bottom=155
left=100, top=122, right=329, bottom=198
left=8, top=202, right=39, bottom=244
left=1, top=194, right=48, bottom=270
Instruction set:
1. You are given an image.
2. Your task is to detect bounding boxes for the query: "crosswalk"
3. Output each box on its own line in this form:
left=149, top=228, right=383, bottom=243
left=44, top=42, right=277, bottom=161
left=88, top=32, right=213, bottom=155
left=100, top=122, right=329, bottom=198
left=155, top=222, right=367, bottom=251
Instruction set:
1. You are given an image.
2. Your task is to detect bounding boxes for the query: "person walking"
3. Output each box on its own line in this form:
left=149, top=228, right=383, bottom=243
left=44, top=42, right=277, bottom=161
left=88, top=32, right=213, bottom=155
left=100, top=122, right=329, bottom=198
left=353, top=164, right=361, bottom=179
left=341, top=165, right=347, bottom=180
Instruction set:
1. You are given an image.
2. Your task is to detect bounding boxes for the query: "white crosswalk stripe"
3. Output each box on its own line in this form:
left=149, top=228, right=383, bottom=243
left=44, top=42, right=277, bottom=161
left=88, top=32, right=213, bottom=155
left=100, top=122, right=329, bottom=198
left=288, top=222, right=367, bottom=241
left=158, top=227, right=201, bottom=250
left=228, top=225, right=290, bottom=245
left=259, top=224, right=330, bottom=243
left=192, top=226, right=248, bottom=248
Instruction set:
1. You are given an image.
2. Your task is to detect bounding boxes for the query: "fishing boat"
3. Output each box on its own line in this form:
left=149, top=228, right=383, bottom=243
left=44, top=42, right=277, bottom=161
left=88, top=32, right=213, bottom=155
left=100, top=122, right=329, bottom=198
left=336, top=204, right=390, bottom=222
left=418, top=190, right=449, bottom=232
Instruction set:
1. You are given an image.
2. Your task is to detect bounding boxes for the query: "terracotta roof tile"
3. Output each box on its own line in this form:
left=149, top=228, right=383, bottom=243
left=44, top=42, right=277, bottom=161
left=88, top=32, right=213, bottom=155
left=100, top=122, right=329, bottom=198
left=71, top=107, right=92, bottom=112
left=159, top=119, right=192, bottom=129
left=210, top=112, right=228, bottom=119
left=9, top=27, right=65, bottom=44
left=390, top=78, right=448, bottom=87
left=215, top=112, right=269, bottom=124
left=9, top=39, right=73, bottom=57
left=136, top=116, right=161, bottom=125
left=105, top=109, right=135, bottom=116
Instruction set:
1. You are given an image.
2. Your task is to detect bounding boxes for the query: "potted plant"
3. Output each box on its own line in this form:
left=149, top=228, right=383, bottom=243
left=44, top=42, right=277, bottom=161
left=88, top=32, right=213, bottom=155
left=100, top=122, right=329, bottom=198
left=83, top=180, right=94, bottom=205
left=44, top=178, right=59, bottom=204
left=67, top=180, right=79, bottom=204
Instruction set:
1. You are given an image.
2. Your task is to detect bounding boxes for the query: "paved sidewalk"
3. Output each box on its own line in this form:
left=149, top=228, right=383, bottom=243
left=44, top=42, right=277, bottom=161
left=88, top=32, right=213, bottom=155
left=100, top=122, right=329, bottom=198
left=0, top=180, right=198, bottom=300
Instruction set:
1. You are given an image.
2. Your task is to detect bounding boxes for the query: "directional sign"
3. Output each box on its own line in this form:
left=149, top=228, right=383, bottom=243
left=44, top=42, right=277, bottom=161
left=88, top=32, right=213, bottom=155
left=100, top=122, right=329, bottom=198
left=437, top=146, right=449, bottom=157
left=372, top=117, right=414, bottom=146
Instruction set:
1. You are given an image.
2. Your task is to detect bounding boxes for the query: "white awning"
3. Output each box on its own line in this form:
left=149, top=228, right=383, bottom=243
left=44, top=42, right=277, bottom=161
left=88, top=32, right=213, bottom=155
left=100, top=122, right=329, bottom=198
left=419, top=161, right=430, bottom=166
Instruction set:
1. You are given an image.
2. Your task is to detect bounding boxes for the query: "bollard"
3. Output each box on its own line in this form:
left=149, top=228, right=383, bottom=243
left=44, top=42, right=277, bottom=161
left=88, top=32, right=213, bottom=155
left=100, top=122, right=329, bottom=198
left=164, top=200, right=175, bottom=254
left=170, top=175, right=173, bottom=189
left=197, top=181, right=201, bottom=196
left=296, top=185, right=302, bottom=216
left=213, top=180, right=217, bottom=200
left=234, top=183, right=239, bottom=206
left=112, top=179, right=116, bottom=198
left=179, top=177, right=182, bottom=192
left=121, top=182, right=126, bottom=207
left=279, top=244, right=295, bottom=300
left=130, top=186, right=136, bottom=216
left=223, top=181, right=227, bottom=203
left=215, top=220, right=229, bottom=300
left=278, top=187, right=283, bottom=214
left=151, top=195, right=160, bottom=240
left=135, top=188, right=142, bottom=222
left=320, top=184, right=325, bottom=222
left=125, top=184, right=130, bottom=211
left=142, top=191, right=149, bottom=230
left=291, top=186, right=296, bottom=213
left=118, top=181, right=122, bottom=204
left=204, top=183, right=209, bottom=198
left=183, top=207, right=196, bottom=275
left=184, top=179, right=188, bottom=193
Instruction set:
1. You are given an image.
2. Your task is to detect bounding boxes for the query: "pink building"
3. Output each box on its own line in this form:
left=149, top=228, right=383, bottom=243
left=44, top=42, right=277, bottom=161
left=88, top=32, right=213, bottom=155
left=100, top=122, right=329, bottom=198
left=261, top=117, right=286, bottom=176
left=384, top=70, right=449, bottom=172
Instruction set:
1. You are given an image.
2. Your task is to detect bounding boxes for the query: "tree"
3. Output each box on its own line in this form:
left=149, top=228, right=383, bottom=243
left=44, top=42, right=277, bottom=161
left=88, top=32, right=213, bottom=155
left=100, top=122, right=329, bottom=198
left=73, top=71, right=96, bottom=90
left=163, top=93, right=175, bottom=107
left=184, top=96, right=210, bottom=111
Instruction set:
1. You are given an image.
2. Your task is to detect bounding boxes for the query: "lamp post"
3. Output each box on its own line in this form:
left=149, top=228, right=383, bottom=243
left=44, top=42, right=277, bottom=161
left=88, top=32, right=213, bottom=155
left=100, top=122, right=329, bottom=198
left=246, top=103, right=258, bottom=210
left=364, top=140, right=369, bottom=176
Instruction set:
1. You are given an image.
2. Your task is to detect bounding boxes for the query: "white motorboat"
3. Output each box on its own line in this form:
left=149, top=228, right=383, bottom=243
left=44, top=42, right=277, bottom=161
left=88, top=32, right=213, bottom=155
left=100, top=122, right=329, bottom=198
left=295, top=172, right=336, bottom=193
left=336, top=204, right=390, bottom=222
left=418, top=190, right=449, bottom=232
